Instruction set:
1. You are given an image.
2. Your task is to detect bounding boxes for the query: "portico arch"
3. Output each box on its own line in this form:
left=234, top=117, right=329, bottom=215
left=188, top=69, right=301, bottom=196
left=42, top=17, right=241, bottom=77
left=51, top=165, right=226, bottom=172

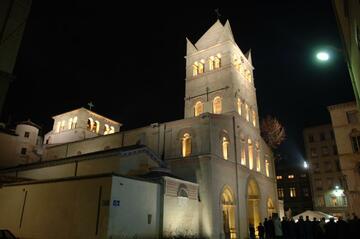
left=221, top=186, right=236, bottom=239
left=247, top=178, right=261, bottom=235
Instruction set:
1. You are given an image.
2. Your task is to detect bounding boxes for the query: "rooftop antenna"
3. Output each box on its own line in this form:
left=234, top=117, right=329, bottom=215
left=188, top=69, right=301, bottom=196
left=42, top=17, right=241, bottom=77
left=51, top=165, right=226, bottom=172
left=214, top=8, right=222, bottom=20
left=87, top=102, right=95, bottom=111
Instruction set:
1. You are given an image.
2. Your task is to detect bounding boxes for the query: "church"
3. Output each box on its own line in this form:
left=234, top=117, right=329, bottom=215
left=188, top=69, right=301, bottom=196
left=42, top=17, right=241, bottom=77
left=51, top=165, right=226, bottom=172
left=0, top=20, right=279, bottom=239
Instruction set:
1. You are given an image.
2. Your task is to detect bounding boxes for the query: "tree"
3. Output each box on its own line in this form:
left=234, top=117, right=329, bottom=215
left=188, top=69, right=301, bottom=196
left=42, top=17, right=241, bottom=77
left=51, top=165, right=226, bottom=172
left=260, top=115, right=286, bottom=149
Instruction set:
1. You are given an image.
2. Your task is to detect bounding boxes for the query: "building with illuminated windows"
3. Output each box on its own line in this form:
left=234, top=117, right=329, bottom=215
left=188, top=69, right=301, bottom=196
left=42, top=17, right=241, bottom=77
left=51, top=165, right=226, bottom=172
left=303, top=124, right=348, bottom=217
left=275, top=163, right=313, bottom=216
left=0, top=20, right=279, bottom=239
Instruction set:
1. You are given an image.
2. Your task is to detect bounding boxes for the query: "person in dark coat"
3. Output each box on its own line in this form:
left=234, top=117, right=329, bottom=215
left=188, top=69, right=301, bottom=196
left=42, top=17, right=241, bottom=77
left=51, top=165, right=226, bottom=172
left=258, top=222, right=265, bottom=239
left=311, top=217, right=319, bottom=239
left=288, top=218, right=296, bottom=239
left=281, top=217, right=288, bottom=238
left=296, top=216, right=306, bottom=239
left=305, top=215, right=313, bottom=239
left=249, top=223, right=256, bottom=239
left=336, top=216, right=348, bottom=239
left=317, top=217, right=326, bottom=239
left=324, top=217, right=337, bottom=239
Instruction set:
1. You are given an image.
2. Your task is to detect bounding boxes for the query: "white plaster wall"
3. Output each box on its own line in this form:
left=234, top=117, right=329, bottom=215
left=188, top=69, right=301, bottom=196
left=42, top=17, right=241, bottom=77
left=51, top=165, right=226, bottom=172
left=0, top=176, right=112, bottom=239
left=108, top=176, right=160, bottom=238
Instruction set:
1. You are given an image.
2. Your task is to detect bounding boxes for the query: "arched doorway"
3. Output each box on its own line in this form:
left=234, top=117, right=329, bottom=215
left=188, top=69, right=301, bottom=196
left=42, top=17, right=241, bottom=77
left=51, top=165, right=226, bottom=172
left=247, top=179, right=261, bottom=235
left=221, top=187, right=236, bottom=239
left=267, top=198, right=275, bottom=217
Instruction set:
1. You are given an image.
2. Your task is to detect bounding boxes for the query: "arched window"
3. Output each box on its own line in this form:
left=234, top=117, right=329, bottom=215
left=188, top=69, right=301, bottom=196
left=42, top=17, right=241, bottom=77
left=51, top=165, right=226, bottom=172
left=104, top=124, right=110, bottom=135
left=213, top=96, right=222, bottom=114
left=56, top=122, right=61, bottom=133
left=72, top=116, right=77, bottom=129
left=193, top=61, right=204, bottom=76
left=214, top=55, right=221, bottom=69
left=256, top=143, right=261, bottom=172
left=94, top=120, right=100, bottom=133
left=209, top=56, right=215, bottom=70
left=194, top=101, right=204, bottom=116
left=265, top=159, right=270, bottom=177
left=222, top=136, right=230, bottom=160
left=248, top=139, right=254, bottom=170
left=237, top=98, right=242, bottom=116
left=109, top=126, right=115, bottom=134
left=192, top=63, right=198, bottom=76
left=241, top=141, right=246, bottom=165
left=182, top=133, right=191, bottom=157
left=61, top=120, right=66, bottom=131
left=245, top=104, right=249, bottom=122
left=68, top=118, right=73, bottom=130
left=252, top=110, right=257, bottom=127
left=87, top=118, right=94, bottom=131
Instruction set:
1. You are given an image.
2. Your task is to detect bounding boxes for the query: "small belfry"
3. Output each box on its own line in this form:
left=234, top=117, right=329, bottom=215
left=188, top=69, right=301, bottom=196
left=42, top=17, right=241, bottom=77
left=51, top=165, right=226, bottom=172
left=184, top=20, right=259, bottom=131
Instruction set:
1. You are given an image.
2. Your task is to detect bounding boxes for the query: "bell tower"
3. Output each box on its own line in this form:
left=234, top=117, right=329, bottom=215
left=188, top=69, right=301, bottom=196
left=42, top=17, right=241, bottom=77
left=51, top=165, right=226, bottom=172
left=184, top=20, right=259, bottom=128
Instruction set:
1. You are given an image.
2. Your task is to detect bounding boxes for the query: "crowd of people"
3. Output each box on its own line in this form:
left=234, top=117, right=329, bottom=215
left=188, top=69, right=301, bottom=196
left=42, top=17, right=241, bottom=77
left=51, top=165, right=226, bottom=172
left=249, top=213, right=360, bottom=239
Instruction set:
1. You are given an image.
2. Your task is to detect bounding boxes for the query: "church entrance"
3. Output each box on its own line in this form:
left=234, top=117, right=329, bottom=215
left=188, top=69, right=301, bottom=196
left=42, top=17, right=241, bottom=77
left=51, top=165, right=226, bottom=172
left=247, top=179, right=261, bottom=236
left=267, top=198, right=275, bottom=217
left=221, top=187, right=236, bottom=239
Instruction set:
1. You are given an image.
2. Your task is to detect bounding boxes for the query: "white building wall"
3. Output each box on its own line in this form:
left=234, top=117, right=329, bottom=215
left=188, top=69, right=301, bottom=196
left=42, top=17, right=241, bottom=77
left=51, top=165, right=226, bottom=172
left=0, top=176, right=112, bottom=239
left=108, top=176, right=161, bottom=238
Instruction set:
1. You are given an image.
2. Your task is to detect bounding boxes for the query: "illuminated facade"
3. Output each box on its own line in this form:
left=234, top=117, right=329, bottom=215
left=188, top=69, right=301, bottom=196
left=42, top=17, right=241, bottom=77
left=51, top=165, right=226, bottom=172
left=328, top=102, right=360, bottom=217
left=0, top=20, right=278, bottom=239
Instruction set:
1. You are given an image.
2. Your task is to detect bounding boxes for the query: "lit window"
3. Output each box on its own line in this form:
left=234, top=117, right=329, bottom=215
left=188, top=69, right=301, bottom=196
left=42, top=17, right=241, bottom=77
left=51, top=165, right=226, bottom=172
left=192, top=63, right=198, bottom=76
left=245, top=104, right=249, bottom=121
left=241, top=142, right=246, bottom=165
left=182, top=133, right=191, bottom=157
left=277, top=188, right=284, bottom=198
left=213, top=96, right=222, bottom=114
left=237, top=98, right=242, bottom=115
left=56, top=122, right=61, bottom=133
left=209, top=56, right=215, bottom=70
left=256, top=144, right=261, bottom=172
left=87, top=118, right=94, bottom=132
left=290, top=187, right=296, bottom=197
left=248, top=139, right=253, bottom=170
left=192, top=61, right=204, bottom=76
left=68, top=118, right=73, bottom=130
left=252, top=110, right=256, bottom=127
left=198, top=60, right=204, bottom=74
left=104, top=124, right=110, bottom=135
left=194, top=101, right=204, bottom=116
left=222, top=136, right=229, bottom=160
left=109, top=126, right=115, bottom=134
left=214, top=55, right=221, bottom=69
left=72, top=116, right=77, bottom=129
left=61, top=120, right=66, bottom=131
left=265, top=159, right=270, bottom=177
left=95, top=120, right=100, bottom=133
left=276, top=176, right=282, bottom=180
left=288, top=174, right=294, bottom=179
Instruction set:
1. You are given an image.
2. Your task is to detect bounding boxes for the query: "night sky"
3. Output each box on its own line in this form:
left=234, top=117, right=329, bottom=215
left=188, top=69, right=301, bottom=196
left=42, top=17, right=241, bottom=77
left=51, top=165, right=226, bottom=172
left=2, top=2, right=355, bottom=166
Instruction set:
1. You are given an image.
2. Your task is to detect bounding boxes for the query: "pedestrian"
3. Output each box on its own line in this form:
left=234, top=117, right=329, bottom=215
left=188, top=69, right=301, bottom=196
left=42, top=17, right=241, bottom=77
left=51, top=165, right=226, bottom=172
left=324, top=217, right=336, bottom=239
left=273, top=214, right=283, bottom=239
left=305, top=215, right=313, bottom=239
left=336, top=216, right=348, bottom=239
left=258, top=222, right=265, bottom=239
left=249, top=223, right=256, bottom=239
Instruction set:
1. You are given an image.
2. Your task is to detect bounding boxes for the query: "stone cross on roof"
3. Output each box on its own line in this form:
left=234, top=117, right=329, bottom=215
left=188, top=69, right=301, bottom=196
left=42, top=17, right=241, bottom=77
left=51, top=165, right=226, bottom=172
left=87, top=102, right=95, bottom=110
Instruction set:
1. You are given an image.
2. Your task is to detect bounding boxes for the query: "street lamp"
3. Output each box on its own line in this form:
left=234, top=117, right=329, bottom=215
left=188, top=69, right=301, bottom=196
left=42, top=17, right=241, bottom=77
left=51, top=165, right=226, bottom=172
left=316, top=51, right=330, bottom=62
left=303, top=161, right=309, bottom=169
